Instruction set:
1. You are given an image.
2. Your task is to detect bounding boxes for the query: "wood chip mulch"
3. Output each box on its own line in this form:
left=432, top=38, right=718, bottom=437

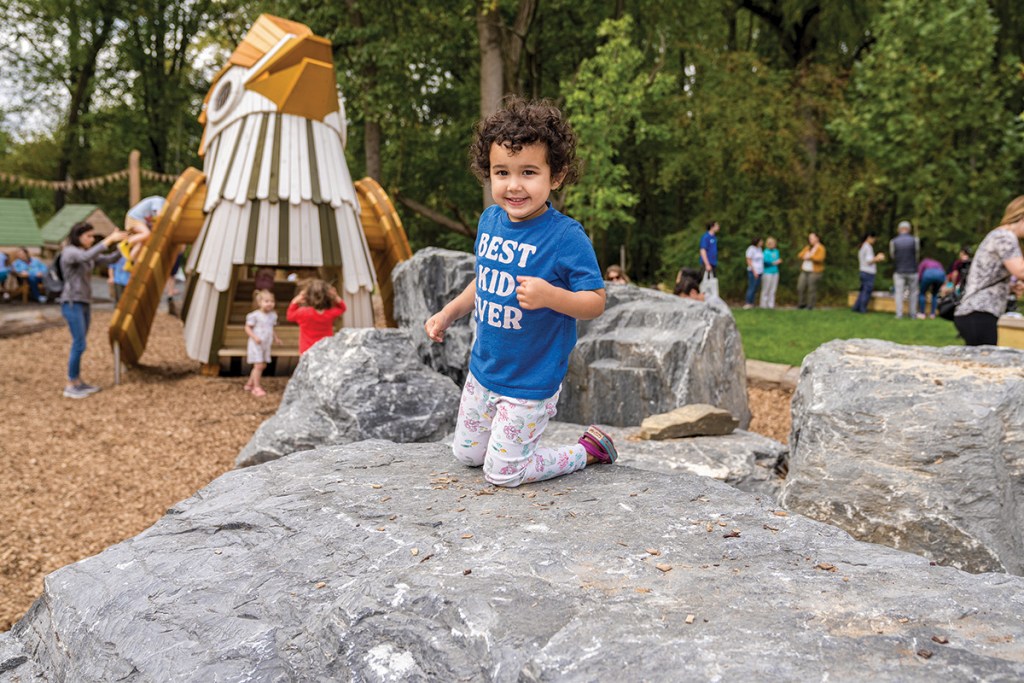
left=0, top=309, right=791, bottom=631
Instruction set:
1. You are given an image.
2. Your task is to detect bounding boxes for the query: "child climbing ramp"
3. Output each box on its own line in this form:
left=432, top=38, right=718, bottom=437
left=424, top=97, right=617, bottom=488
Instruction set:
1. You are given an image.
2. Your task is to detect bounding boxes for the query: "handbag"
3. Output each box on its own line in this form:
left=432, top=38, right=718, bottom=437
left=936, top=291, right=959, bottom=321
left=936, top=272, right=1009, bottom=321
left=699, top=270, right=719, bottom=298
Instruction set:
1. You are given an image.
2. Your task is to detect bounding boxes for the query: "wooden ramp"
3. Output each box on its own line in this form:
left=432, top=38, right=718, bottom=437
left=355, top=177, right=412, bottom=326
left=109, top=168, right=206, bottom=365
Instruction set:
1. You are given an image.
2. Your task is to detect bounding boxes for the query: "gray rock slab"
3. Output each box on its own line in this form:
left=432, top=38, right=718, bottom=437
left=235, top=328, right=460, bottom=467
left=638, top=403, right=739, bottom=439
left=780, top=339, right=1024, bottom=575
left=560, top=285, right=751, bottom=428
left=3, top=441, right=1024, bottom=681
left=541, top=421, right=786, bottom=497
left=392, top=247, right=476, bottom=386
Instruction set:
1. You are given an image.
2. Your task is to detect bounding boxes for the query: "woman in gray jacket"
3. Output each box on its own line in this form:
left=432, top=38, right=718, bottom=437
left=60, top=222, right=128, bottom=399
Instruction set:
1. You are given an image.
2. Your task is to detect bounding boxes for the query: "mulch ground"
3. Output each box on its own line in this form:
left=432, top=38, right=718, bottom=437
left=0, top=310, right=791, bottom=631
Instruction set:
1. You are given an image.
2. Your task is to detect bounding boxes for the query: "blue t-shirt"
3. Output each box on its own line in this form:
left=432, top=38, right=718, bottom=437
left=763, top=248, right=780, bottom=275
left=699, top=231, right=718, bottom=267
left=469, top=204, right=604, bottom=400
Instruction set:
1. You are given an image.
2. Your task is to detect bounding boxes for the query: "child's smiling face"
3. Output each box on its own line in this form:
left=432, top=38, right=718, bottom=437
left=259, top=295, right=276, bottom=312
left=489, top=142, right=564, bottom=222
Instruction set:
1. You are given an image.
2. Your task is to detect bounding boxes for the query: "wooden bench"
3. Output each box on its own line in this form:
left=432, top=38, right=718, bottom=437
left=998, top=315, right=1024, bottom=349
left=847, top=291, right=897, bottom=313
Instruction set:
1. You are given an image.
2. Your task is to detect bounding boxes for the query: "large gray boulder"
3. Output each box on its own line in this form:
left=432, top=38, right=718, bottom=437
left=394, top=251, right=749, bottom=430
left=780, top=339, right=1024, bottom=575
left=560, top=285, right=750, bottom=428
left=235, top=328, right=460, bottom=467
left=541, top=421, right=786, bottom=497
left=392, top=247, right=475, bottom=385
left=4, top=441, right=1024, bottom=681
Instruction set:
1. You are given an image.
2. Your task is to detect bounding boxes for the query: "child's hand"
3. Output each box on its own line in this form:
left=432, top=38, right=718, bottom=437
left=425, top=311, right=451, bottom=343
left=274, top=335, right=283, bottom=345
left=291, top=292, right=306, bottom=305
left=252, top=335, right=261, bottom=345
left=515, top=276, right=554, bottom=311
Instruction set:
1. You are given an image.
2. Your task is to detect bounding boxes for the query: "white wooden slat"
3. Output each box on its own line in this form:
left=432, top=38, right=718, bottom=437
left=183, top=280, right=210, bottom=359
left=336, top=206, right=373, bottom=293
left=196, top=204, right=227, bottom=283
left=223, top=114, right=256, bottom=204
left=289, top=117, right=302, bottom=205
left=235, top=115, right=264, bottom=204
left=311, top=122, right=334, bottom=207
left=299, top=123, right=313, bottom=202
left=306, top=202, right=323, bottom=266
left=205, top=120, right=241, bottom=211
left=255, top=115, right=275, bottom=200
left=213, top=204, right=242, bottom=291
left=255, top=202, right=270, bottom=264
left=324, top=131, right=343, bottom=209
left=186, top=212, right=214, bottom=273
left=278, top=114, right=292, bottom=202
left=288, top=204, right=301, bottom=264
left=203, top=134, right=220, bottom=179
left=266, top=201, right=280, bottom=265
left=232, top=201, right=252, bottom=263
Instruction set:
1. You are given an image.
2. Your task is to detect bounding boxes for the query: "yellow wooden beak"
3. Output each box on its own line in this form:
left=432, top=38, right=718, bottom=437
left=244, top=35, right=339, bottom=121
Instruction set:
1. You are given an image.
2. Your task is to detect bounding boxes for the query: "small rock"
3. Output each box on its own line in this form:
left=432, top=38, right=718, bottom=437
left=638, top=404, right=739, bottom=440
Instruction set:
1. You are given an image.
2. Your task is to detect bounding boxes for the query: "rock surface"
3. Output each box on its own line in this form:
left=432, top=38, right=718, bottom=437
left=541, top=421, right=785, bottom=497
left=392, top=247, right=476, bottom=386
left=780, top=339, right=1024, bottom=575
left=561, top=285, right=750, bottom=428
left=4, top=441, right=1024, bottom=681
left=235, top=328, right=460, bottom=467
left=638, top=404, right=739, bottom=440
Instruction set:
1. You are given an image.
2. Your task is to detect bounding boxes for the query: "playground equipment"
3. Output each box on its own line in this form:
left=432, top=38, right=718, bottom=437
left=109, top=14, right=412, bottom=373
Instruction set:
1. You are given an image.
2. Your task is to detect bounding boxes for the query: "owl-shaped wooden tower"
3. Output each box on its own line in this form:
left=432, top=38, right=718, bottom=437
left=179, top=14, right=377, bottom=363
left=109, top=15, right=410, bottom=371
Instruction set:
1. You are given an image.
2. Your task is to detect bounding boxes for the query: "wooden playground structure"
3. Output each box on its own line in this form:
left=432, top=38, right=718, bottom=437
left=108, top=15, right=412, bottom=376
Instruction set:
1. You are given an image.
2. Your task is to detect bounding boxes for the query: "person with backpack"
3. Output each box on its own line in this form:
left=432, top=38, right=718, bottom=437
left=59, top=221, right=128, bottom=399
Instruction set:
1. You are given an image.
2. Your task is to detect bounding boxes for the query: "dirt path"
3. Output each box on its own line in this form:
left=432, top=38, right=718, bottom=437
left=0, top=311, right=790, bottom=630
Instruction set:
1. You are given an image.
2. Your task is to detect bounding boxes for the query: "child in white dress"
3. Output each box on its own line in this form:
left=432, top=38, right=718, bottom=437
left=244, top=289, right=281, bottom=397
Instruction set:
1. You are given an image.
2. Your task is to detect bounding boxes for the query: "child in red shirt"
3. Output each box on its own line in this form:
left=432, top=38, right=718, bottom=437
left=286, top=279, right=347, bottom=353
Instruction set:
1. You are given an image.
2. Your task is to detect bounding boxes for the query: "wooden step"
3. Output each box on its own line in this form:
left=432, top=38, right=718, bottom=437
left=222, top=324, right=301, bottom=350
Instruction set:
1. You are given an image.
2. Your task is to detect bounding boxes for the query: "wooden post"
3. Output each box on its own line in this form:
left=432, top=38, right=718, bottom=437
left=128, top=150, right=141, bottom=210
left=113, top=343, right=121, bottom=385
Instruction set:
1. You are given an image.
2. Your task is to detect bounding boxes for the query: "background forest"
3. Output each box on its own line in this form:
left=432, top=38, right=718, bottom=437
left=2, top=0, right=1023, bottom=302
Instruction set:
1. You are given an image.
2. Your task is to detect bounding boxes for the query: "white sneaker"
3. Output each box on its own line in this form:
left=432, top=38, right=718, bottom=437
left=63, top=385, right=91, bottom=399
left=77, top=383, right=102, bottom=394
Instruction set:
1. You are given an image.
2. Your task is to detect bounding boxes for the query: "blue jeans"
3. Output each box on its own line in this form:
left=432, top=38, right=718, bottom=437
left=745, top=271, right=761, bottom=305
left=852, top=271, right=875, bottom=312
left=61, top=302, right=91, bottom=381
left=918, top=268, right=946, bottom=315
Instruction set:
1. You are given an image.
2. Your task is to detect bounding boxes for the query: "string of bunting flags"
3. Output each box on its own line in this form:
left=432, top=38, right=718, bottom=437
left=0, top=167, right=179, bottom=191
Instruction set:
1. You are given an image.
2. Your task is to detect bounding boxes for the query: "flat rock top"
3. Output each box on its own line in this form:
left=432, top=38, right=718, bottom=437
left=3, top=441, right=1024, bottom=681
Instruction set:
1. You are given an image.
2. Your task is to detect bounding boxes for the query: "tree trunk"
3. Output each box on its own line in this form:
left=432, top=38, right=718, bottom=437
left=477, top=3, right=504, bottom=208
left=55, top=15, right=113, bottom=209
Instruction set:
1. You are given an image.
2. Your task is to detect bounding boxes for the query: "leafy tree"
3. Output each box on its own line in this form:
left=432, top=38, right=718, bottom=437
left=830, top=0, right=1024, bottom=254
left=562, top=15, right=673, bottom=267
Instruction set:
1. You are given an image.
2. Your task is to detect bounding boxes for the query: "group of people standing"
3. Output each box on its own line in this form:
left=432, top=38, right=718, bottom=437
left=698, top=221, right=827, bottom=310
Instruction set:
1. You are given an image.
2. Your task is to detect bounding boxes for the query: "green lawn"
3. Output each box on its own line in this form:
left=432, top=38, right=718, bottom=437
left=731, top=307, right=962, bottom=366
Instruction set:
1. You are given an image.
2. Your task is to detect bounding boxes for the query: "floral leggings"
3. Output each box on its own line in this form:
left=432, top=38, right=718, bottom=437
left=452, top=372, right=588, bottom=487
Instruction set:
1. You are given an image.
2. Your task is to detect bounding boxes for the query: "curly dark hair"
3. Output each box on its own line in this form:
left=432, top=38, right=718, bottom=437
left=469, top=96, right=580, bottom=187
left=303, top=278, right=333, bottom=311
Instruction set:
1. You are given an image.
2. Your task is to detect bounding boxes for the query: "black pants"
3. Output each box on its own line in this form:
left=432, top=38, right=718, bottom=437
left=954, top=311, right=998, bottom=346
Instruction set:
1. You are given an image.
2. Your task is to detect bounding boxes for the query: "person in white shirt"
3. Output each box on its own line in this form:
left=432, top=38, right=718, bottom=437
left=744, top=237, right=764, bottom=309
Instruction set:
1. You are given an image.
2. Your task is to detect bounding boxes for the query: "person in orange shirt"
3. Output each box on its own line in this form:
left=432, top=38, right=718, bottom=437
left=286, top=279, right=347, bottom=354
left=796, top=232, right=827, bottom=310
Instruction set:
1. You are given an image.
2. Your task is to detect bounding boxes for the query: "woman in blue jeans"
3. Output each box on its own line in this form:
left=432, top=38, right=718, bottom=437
left=59, top=222, right=128, bottom=399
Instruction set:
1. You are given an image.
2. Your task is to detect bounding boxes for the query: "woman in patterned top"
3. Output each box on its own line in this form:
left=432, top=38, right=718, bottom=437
left=953, top=196, right=1024, bottom=345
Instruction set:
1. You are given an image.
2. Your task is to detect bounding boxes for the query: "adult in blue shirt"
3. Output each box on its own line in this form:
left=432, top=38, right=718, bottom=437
left=699, top=220, right=720, bottom=274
